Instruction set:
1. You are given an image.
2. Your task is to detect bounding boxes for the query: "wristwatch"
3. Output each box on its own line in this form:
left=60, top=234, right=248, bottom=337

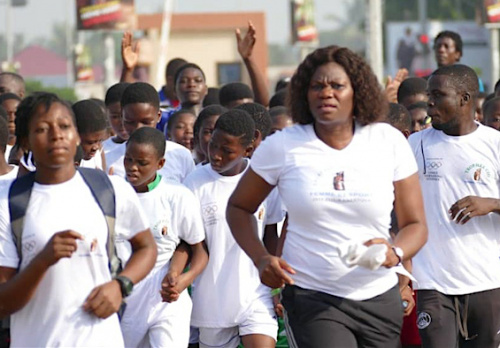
left=115, top=275, right=134, bottom=298
left=391, top=246, right=404, bottom=265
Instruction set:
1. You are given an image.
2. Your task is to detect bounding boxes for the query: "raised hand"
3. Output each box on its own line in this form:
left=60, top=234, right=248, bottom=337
left=121, top=31, right=140, bottom=70
left=236, top=21, right=256, bottom=60
left=385, top=68, right=408, bottom=103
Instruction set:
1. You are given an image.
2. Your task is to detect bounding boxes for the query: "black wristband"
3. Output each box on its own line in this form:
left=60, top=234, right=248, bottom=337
left=115, top=275, right=134, bottom=298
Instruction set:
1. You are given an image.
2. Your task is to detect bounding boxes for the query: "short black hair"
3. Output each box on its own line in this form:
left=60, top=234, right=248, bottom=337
left=269, top=89, right=287, bottom=108
left=386, top=103, right=411, bottom=132
left=0, top=117, right=8, bottom=152
left=235, top=102, right=272, bottom=139
left=494, top=80, right=500, bottom=94
left=166, top=58, right=188, bottom=78
left=194, top=105, right=227, bottom=137
left=214, top=109, right=255, bottom=146
left=269, top=106, right=289, bottom=119
left=219, top=83, right=254, bottom=108
left=0, top=72, right=25, bottom=95
left=275, top=77, right=290, bottom=92
left=0, top=93, right=21, bottom=104
left=397, top=77, right=427, bottom=104
left=174, top=63, right=206, bottom=86
left=121, top=82, right=160, bottom=110
left=15, top=92, right=74, bottom=141
left=434, top=30, right=463, bottom=55
left=72, top=99, right=108, bottom=134
left=127, top=127, right=166, bottom=159
left=105, top=82, right=130, bottom=106
left=0, top=105, right=7, bottom=123
left=407, top=101, right=428, bottom=112
left=166, top=108, right=196, bottom=135
left=430, top=64, right=479, bottom=99
left=482, top=97, right=500, bottom=118
left=203, top=87, right=221, bottom=107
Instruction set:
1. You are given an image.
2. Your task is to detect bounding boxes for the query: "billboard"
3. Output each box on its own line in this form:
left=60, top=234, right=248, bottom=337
left=76, top=0, right=136, bottom=30
left=291, top=0, right=318, bottom=43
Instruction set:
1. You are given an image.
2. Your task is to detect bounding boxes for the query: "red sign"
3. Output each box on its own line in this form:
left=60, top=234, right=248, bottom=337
left=291, top=0, right=318, bottom=43
left=485, top=0, right=500, bottom=23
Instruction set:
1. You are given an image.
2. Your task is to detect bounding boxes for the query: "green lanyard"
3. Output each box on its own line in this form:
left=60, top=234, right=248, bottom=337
left=147, top=173, right=162, bottom=191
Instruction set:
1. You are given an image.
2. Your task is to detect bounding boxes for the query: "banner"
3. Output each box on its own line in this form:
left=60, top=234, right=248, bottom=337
left=485, top=0, right=500, bottom=23
left=291, top=0, right=318, bottom=43
left=76, top=0, right=136, bottom=30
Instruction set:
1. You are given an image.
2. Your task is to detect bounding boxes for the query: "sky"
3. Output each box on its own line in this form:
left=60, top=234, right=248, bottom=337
left=0, top=0, right=353, bottom=45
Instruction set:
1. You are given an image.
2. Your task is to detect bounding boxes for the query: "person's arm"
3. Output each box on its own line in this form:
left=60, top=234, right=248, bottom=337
left=161, top=241, right=208, bottom=303
left=449, top=196, right=500, bottom=224
left=0, top=230, right=83, bottom=317
left=365, top=173, right=428, bottom=267
left=263, top=224, right=278, bottom=256
left=120, top=31, right=140, bottom=83
left=100, top=149, right=107, bottom=171
left=83, top=229, right=157, bottom=318
left=160, top=241, right=192, bottom=303
left=236, top=21, right=269, bottom=107
left=227, top=169, right=295, bottom=289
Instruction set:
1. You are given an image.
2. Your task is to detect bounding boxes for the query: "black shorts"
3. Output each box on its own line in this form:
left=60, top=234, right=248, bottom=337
left=281, top=285, right=403, bottom=348
left=417, top=288, right=500, bottom=348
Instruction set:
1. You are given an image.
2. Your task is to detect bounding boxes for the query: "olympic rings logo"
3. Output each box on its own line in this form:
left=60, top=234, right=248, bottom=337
left=23, top=241, right=36, bottom=253
left=203, top=205, right=218, bottom=215
left=426, top=161, right=442, bottom=169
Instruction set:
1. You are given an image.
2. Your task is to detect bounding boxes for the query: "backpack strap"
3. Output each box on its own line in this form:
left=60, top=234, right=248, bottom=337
left=8, top=171, right=36, bottom=268
left=77, top=167, right=121, bottom=277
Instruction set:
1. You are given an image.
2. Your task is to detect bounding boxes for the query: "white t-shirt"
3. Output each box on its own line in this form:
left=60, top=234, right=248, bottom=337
left=4, top=144, right=12, bottom=162
left=251, top=123, right=417, bottom=301
left=105, top=140, right=195, bottom=183
left=408, top=124, right=500, bottom=295
left=102, top=137, right=124, bottom=155
left=80, top=148, right=104, bottom=170
left=184, top=160, right=280, bottom=328
left=117, top=179, right=205, bottom=271
left=0, top=172, right=149, bottom=347
left=0, top=165, right=18, bottom=192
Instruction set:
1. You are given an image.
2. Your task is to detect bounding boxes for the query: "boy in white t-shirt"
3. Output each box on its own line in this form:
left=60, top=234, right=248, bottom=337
left=73, top=99, right=108, bottom=170
left=105, top=82, right=195, bottom=182
left=183, top=109, right=279, bottom=348
left=102, top=83, right=130, bottom=155
left=0, top=92, right=157, bottom=347
left=119, top=126, right=208, bottom=347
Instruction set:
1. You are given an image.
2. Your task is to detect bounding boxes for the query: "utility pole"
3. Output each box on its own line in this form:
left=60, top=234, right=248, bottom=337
left=366, top=0, right=384, bottom=82
left=156, top=0, right=174, bottom=89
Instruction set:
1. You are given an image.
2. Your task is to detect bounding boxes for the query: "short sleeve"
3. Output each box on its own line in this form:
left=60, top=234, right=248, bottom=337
left=0, top=187, right=20, bottom=268
left=174, top=186, right=205, bottom=245
left=250, top=131, right=286, bottom=186
left=110, top=176, right=150, bottom=241
left=264, top=188, right=286, bottom=225
left=391, top=128, right=418, bottom=182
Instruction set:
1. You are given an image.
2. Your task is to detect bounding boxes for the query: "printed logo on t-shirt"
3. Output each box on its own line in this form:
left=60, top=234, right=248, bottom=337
left=161, top=226, right=168, bottom=236
left=417, top=311, right=432, bottom=329
left=202, top=202, right=219, bottom=226
left=463, top=163, right=491, bottom=185
left=423, top=158, right=443, bottom=181
left=333, top=171, right=345, bottom=191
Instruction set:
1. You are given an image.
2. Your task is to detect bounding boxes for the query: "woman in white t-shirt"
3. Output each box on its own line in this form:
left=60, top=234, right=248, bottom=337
left=226, top=46, right=428, bottom=347
left=0, top=92, right=158, bottom=347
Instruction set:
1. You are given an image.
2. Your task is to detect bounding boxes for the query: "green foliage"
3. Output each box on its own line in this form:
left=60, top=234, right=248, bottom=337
left=25, top=80, right=78, bottom=102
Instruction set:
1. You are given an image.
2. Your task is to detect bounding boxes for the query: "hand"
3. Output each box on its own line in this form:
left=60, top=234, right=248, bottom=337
left=236, top=21, right=256, bottom=60
left=121, top=31, right=140, bottom=70
left=160, top=271, right=189, bottom=303
left=256, top=255, right=295, bottom=289
left=364, top=238, right=400, bottom=268
left=83, top=280, right=122, bottom=319
left=108, top=166, right=114, bottom=176
left=273, top=294, right=284, bottom=318
left=449, top=196, right=500, bottom=224
left=400, top=285, right=415, bottom=317
left=37, top=230, right=83, bottom=268
left=385, top=68, right=408, bottom=103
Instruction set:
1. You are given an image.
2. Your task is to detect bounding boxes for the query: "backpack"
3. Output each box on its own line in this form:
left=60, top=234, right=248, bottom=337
left=8, top=167, right=121, bottom=277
